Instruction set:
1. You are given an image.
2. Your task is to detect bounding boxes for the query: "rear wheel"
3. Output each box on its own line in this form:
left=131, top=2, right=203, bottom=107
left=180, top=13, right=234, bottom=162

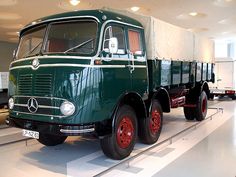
left=195, top=91, right=208, bottom=121
left=100, top=105, right=137, bottom=160
left=139, top=100, right=163, bottom=144
left=183, top=107, right=195, bottom=120
left=208, top=94, right=214, bottom=100
left=37, top=133, right=67, bottom=146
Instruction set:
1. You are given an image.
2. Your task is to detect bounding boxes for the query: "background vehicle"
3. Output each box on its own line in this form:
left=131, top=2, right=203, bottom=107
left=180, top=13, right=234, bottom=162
left=7, top=10, right=214, bottom=160
left=0, top=72, right=8, bottom=108
left=209, top=59, right=236, bottom=99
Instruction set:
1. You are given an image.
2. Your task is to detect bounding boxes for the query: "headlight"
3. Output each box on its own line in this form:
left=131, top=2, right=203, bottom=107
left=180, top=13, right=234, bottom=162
left=60, top=101, right=75, bottom=116
left=8, top=98, right=14, bottom=110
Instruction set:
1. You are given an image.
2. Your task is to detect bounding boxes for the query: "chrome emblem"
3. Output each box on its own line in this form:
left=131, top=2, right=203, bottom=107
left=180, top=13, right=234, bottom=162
left=27, top=98, right=38, bottom=113
left=32, top=58, right=39, bottom=68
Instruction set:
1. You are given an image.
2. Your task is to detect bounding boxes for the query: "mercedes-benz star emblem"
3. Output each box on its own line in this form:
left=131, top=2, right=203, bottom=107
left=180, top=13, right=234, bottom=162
left=32, top=58, right=39, bottom=68
left=27, top=98, right=38, bottom=113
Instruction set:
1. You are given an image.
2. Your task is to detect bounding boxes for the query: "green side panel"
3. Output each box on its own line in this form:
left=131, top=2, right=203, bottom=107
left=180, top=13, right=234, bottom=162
left=207, top=63, right=212, bottom=81
left=202, top=63, right=207, bottom=80
left=147, top=60, right=161, bottom=90
left=171, top=61, right=181, bottom=85
left=160, top=60, right=171, bottom=86
left=196, top=63, right=202, bottom=82
left=132, top=67, right=148, bottom=95
left=182, top=62, right=190, bottom=84
left=190, top=62, right=196, bottom=83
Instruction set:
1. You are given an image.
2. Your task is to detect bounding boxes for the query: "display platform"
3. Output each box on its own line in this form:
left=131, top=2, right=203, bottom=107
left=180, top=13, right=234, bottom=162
left=0, top=101, right=227, bottom=177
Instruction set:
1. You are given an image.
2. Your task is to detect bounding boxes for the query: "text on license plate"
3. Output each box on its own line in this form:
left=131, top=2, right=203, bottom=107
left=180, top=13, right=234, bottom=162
left=22, top=129, right=39, bottom=139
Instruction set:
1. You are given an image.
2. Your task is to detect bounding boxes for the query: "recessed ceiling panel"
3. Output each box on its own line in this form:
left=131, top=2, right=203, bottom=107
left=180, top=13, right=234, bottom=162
left=0, top=24, right=23, bottom=29
left=0, top=0, right=17, bottom=6
left=0, top=12, right=21, bottom=20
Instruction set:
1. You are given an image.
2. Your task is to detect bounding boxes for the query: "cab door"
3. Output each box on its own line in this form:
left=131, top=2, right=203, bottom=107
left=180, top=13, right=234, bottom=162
left=101, top=24, right=132, bottom=100
left=127, top=28, right=148, bottom=97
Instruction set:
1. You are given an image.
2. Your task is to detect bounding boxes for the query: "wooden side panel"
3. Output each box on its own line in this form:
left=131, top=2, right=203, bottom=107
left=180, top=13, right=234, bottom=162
left=182, top=62, right=190, bottom=84
left=171, top=61, right=181, bottom=85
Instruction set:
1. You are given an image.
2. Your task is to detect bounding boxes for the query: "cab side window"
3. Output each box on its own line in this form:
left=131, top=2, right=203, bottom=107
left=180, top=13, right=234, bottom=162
left=103, top=25, right=126, bottom=55
left=128, top=29, right=143, bottom=55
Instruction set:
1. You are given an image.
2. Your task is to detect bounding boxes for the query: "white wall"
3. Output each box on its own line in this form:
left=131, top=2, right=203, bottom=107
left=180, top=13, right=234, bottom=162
left=0, top=41, right=17, bottom=72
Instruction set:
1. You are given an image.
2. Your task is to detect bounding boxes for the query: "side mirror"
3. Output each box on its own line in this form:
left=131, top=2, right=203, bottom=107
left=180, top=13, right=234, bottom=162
left=109, top=37, right=118, bottom=54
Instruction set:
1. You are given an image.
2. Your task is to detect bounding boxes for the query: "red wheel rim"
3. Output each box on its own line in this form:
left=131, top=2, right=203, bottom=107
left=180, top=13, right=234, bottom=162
left=116, top=116, right=134, bottom=149
left=202, top=97, right=207, bottom=113
left=150, top=109, right=161, bottom=134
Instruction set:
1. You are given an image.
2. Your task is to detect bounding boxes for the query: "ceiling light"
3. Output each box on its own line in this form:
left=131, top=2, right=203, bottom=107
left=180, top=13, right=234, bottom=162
left=131, top=7, right=140, bottom=12
left=69, top=0, right=80, bottom=6
left=189, top=12, right=198, bottom=17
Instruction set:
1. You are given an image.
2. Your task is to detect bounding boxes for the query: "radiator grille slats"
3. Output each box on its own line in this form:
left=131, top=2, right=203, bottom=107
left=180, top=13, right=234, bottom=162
left=18, top=74, right=32, bottom=95
left=35, top=74, right=52, bottom=96
left=18, top=74, right=52, bottom=96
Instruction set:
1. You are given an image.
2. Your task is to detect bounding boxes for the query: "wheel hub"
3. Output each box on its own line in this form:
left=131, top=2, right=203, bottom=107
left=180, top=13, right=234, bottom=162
left=150, top=109, right=161, bottom=134
left=116, top=117, right=134, bottom=149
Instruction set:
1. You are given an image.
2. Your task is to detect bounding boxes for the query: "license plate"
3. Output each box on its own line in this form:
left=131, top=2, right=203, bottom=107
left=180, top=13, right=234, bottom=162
left=22, top=129, right=39, bottom=139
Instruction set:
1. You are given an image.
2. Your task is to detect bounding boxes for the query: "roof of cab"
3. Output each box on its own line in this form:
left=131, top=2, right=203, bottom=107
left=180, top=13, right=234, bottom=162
left=22, top=9, right=143, bottom=32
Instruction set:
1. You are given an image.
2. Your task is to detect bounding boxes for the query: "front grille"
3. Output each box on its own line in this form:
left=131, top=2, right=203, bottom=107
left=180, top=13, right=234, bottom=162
left=18, top=74, right=52, bottom=96
left=18, top=74, right=33, bottom=95
left=35, top=74, right=52, bottom=96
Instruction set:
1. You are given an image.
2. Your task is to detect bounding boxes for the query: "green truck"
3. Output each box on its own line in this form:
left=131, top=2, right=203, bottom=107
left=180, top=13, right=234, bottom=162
left=6, top=10, right=214, bottom=160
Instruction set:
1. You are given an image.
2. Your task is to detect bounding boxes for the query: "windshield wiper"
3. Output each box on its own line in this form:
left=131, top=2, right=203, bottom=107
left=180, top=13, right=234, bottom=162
left=22, top=41, right=43, bottom=58
left=64, top=38, right=94, bottom=53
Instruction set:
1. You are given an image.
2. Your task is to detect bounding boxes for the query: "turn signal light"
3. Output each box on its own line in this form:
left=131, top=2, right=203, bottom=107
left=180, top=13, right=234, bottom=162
left=94, top=60, right=102, bottom=65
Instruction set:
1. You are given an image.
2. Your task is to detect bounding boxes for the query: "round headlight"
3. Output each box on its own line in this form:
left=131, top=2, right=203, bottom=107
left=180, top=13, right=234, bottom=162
left=60, top=101, right=75, bottom=116
left=8, top=98, right=14, bottom=110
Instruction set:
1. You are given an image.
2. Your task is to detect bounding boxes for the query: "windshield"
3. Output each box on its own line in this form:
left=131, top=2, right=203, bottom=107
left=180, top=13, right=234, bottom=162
left=16, top=20, right=98, bottom=60
left=17, top=25, right=46, bottom=59
left=45, top=20, right=97, bottom=55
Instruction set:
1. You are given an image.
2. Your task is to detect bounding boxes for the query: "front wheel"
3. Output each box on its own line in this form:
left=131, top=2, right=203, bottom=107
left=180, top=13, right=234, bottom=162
left=139, top=100, right=163, bottom=144
left=100, top=105, right=137, bottom=160
left=37, top=133, right=67, bottom=146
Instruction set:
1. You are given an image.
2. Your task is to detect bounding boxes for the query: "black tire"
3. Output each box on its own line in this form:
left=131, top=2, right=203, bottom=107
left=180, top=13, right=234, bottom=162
left=208, top=94, right=214, bottom=100
left=195, top=91, right=208, bottom=121
left=183, top=107, right=195, bottom=120
left=139, top=100, right=163, bottom=144
left=230, top=95, right=236, bottom=100
left=37, top=133, right=67, bottom=146
left=100, top=105, right=137, bottom=160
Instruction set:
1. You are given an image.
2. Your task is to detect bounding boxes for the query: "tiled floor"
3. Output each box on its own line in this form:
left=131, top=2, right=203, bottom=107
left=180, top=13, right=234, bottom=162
left=0, top=99, right=235, bottom=177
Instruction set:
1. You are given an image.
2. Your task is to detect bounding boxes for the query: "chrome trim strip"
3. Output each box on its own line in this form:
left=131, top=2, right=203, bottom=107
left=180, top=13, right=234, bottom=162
left=11, top=55, right=92, bottom=64
left=13, top=95, right=67, bottom=101
left=126, top=65, right=147, bottom=68
left=14, top=103, right=60, bottom=110
left=60, top=128, right=95, bottom=134
left=11, top=56, right=146, bottom=65
left=103, top=20, right=143, bottom=29
left=10, top=63, right=147, bottom=70
left=22, top=16, right=101, bottom=31
left=12, top=110, right=66, bottom=118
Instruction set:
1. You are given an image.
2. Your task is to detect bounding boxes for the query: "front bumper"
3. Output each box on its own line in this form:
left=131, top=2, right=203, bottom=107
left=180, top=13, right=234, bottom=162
left=6, top=116, right=95, bottom=136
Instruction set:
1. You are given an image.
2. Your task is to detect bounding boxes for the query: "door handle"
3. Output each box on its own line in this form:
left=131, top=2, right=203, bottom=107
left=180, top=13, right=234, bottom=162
left=128, top=50, right=135, bottom=73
